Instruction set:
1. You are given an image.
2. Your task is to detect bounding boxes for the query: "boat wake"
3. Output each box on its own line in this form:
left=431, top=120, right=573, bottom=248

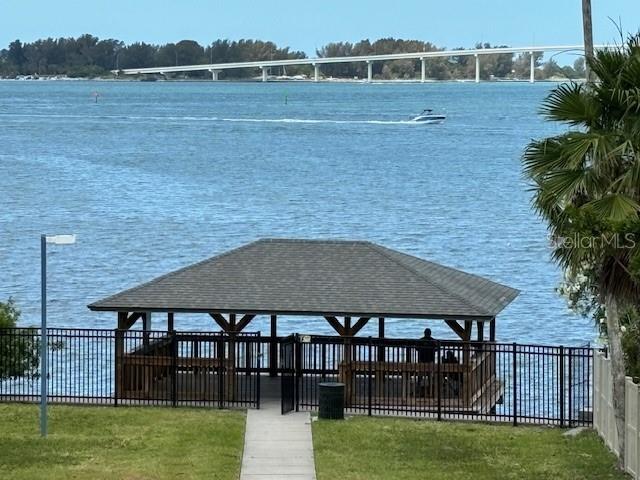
left=221, top=117, right=421, bottom=125
left=0, top=113, right=429, bottom=125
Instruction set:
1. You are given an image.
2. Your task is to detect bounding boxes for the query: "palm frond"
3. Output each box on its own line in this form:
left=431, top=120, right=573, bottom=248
left=543, top=167, right=603, bottom=204
left=540, top=83, right=598, bottom=127
left=590, top=48, right=626, bottom=86
left=584, top=194, right=640, bottom=222
left=613, top=155, right=640, bottom=195
left=523, top=138, right=570, bottom=178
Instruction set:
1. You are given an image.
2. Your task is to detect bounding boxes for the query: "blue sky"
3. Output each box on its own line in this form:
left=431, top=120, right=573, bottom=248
left=1, top=0, right=637, bottom=54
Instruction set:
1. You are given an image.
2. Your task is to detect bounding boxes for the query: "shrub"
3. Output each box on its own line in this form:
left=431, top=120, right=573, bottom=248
left=0, top=299, right=40, bottom=380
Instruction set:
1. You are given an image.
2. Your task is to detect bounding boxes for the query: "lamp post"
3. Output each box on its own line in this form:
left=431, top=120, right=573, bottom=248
left=41, top=234, right=76, bottom=437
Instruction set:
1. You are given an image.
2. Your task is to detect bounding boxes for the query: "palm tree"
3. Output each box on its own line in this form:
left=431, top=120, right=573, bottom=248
left=523, top=35, right=640, bottom=468
left=582, top=0, right=594, bottom=80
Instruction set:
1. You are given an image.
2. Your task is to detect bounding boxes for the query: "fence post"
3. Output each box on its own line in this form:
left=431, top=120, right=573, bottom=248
left=513, top=342, right=517, bottom=426
left=437, top=340, right=442, bottom=421
left=257, top=333, right=261, bottom=410
left=568, top=347, right=573, bottom=427
left=321, top=342, right=327, bottom=380
left=295, top=334, right=300, bottom=412
left=217, top=335, right=224, bottom=409
left=171, top=330, right=177, bottom=408
left=559, top=345, right=565, bottom=427
left=368, top=337, right=373, bottom=417
left=114, top=328, right=122, bottom=407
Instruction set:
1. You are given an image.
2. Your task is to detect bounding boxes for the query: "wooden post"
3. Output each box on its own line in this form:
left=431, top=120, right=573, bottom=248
left=462, top=320, right=472, bottom=364
left=462, top=320, right=472, bottom=406
left=475, top=321, right=485, bottom=359
left=344, top=317, right=352, bottom=366
left=376, top=317, right=385, bottom=397
left=227, top=314, right=237, bottom=401
left=488, top=317, right=497, bottom=391
left=270, top=315, right=277, bottom=377
left=142, top=312, right=151, bottom=346
left=344, top=317, right=352, bottom=406
left=476, top=321, right=484, bottom=342
left=116, top=311, right=128, bottom=330
left=115, top=312, right=127, bottom=404
left=377, top=318, right=385, bottom=362
left=167, top=312, right=174, bottom=332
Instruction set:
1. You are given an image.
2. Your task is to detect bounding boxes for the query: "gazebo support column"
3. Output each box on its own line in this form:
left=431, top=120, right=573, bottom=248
left=378, top=318, right=385, bottom=361
left=115, top=312, right=126, bottom=403
left=324, top=315, right=370, bottom=406
left=489, top=318, right=496, bottom=341
left=462, top=321, right=473, bottom=404
left=115, top=311, right=143, bottom=402
left=445, top=319, right=474, bottom=404
left=343, top=316, right=352, bottom=363
left=462, top=320, right=472, bottom=363
left=142, top=312, right=151, bottom=346
left=167, top=312, right=174, bottom=332
left=209, top=313, right=256, bottom=400
left=475, top=321, right=485, bottom=356
left=343, top=317, right=353, bottom=406
left=270, top=315, right=277, bottom=377
left=476, top=321, right=484, bottom=342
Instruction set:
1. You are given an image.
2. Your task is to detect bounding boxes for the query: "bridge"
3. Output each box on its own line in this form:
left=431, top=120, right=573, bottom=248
left=114, top=44, right=602, bottom=83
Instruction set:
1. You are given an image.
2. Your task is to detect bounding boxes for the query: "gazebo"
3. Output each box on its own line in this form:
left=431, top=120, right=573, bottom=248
left=89, top=238, right=519, bottom=412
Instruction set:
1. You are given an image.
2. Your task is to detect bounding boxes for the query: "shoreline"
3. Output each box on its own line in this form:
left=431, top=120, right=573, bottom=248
left=0, top=76, right=579, bottom=84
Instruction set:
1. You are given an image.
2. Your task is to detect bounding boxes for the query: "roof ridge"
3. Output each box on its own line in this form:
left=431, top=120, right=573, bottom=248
left=87, top=239, right=263, bottom=309
left=260, top=238, right=370, bottom=245
left=364, top=243, right=493, bottom=317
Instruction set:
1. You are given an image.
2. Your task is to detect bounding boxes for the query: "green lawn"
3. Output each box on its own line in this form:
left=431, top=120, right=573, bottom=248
left=0, top=404, right=245, bottom=480
left=313, top=417, right=627, bottom=480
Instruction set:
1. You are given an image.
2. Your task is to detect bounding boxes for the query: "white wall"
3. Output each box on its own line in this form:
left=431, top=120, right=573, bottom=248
left=594, top=351, right=640, bottom=477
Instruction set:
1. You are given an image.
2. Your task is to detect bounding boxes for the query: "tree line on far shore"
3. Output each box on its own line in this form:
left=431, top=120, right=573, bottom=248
left=0, top=35, right=586, bottom=81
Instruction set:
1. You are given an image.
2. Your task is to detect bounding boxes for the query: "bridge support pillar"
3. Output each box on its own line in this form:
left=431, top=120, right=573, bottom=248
left=210, top=70, right=219, bottom=81
left=421, top=58, right=426, bottom=83
left=314, top=64, right=320, bottom=82
left=366, top=61, right=372, bottom=83
left=475, top=54, right=480, bottom=83
left=529, top=51, right=535, bottom=83
left=261, top=67, right=268, bottom=82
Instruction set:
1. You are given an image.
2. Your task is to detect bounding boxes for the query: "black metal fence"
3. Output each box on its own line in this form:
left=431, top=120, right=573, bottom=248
left=295, top=335, right=593, bottom=426
left=0, top=328, right=594, bottom=426
left=0, top=328, right=261, bottom=408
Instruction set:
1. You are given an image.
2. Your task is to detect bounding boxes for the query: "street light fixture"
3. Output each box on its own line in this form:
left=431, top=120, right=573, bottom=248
left=41, top=234, right=76, bottom=437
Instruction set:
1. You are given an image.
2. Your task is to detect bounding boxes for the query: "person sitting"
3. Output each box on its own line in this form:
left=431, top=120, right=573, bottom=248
left=416, top=328, right=437, bottom=397
left=442, top=350, right=461, bottom=397
left=418, top=328, right=436, bottom=363
left=442, top=350, right=458, bottom=364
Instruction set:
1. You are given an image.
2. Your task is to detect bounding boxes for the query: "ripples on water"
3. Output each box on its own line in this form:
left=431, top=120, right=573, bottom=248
left=0, top=80, right=595, bottom=345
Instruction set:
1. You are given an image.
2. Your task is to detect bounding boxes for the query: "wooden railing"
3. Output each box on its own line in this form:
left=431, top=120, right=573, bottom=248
left=115, top=331, right=261, bottom=405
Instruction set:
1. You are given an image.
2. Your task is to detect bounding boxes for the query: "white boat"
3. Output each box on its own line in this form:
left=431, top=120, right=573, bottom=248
left=411, top=109, right=446, bottom=124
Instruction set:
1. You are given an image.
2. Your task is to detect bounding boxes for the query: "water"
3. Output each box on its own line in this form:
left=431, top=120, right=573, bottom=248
left=0, top=80, right=595, bottom=345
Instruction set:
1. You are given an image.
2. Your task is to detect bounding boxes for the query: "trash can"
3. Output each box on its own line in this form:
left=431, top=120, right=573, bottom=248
left=318, top=382, right=345, bottom=420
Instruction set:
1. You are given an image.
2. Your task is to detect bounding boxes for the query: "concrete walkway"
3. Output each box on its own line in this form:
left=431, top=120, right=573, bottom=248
left=240, top=402, right=317, bottom=480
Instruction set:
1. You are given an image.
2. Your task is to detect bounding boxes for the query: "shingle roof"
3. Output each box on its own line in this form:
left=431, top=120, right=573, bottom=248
left=88, top=239, right=519, bottom=320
